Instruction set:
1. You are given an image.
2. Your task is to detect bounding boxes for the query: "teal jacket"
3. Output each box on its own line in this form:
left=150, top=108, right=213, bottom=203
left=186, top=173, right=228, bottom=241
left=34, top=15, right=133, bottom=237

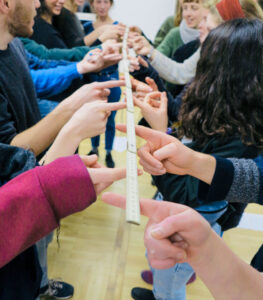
left=20, top=38, right=100, bottom=61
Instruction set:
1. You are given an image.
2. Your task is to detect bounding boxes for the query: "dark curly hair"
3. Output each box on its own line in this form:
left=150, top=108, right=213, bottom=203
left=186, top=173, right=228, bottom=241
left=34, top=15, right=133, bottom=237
left=178, top=18, right=263, bottom=148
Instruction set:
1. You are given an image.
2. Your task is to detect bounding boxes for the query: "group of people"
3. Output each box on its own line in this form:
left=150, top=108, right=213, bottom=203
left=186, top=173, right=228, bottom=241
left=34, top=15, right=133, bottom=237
left=1, top=0, right=263, bottom=299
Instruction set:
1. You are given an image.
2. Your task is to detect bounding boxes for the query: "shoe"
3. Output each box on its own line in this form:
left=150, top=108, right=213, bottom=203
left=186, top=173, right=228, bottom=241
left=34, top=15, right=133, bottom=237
left=39, top=280, right=74, bottom=299
left=187, top=273, right=196, bottom=284
left=88, top=148, right=99, bottom=156
left=105, top=152, right=115, bottom=168
left=131, top=287, right=155, bottom=300
left=141, top=270, right=153, bottom=285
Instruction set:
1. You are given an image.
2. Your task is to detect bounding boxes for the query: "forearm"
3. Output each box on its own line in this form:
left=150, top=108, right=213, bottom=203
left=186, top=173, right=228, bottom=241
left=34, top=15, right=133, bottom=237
left=151, top=49, right=199, bottom=84
left=42, top=121, right=82, bottom=165
left=0, top=155, right=96, bottom=268
left=192, top=231, right=263, bottom=300
left=84, top=30, right=102, bottom=46
left=10, top=100, right=75, bottom=156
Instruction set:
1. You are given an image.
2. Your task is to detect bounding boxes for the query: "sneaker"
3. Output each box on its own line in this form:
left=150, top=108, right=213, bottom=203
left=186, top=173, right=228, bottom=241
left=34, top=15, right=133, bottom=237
left=88, top=148, right=99, bottom=156
left=39, top=280, right=74, bottom=299
left=105, top=152, right=115, bottom=168
left=141, top=270, right=153, bottom=285
left=131, top=287, right=155, bottom=300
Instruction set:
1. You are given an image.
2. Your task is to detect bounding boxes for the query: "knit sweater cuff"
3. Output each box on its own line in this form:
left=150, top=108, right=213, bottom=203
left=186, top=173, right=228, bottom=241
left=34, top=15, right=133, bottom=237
left=36, top=155, right=96, bottom=221
left=198, top=156, right=234, bottom=202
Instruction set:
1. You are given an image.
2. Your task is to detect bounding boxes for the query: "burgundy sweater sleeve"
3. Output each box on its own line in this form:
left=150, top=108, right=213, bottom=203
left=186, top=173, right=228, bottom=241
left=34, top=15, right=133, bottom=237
left=0, top=155, right=96, bottom=267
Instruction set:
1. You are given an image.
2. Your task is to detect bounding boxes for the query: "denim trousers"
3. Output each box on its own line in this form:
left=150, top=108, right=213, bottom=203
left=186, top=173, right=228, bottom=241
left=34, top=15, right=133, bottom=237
left=90, top=72, right=121, bottom=151
left=151, top=201, right=228, bottom=300
left=37, top=99, right=59, bottom=118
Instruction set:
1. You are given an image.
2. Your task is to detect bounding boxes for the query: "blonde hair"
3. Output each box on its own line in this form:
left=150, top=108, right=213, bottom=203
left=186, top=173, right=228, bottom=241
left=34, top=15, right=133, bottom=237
left=240, top=0, right=263, bottom=20
left=209, top=5, right=224, bottom=24
left=174, top=0, right=182, bottom=26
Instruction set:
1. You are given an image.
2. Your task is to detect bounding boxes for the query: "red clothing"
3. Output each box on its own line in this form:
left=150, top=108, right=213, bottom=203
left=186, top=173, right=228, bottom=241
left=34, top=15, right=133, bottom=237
left=0, top=155, right=96, bottom=267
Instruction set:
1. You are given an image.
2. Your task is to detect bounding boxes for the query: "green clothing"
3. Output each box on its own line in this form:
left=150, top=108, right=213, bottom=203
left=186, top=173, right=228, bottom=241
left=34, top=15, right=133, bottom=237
left=157, top=26, right=183, bottom=58
left=154, top=16, right=175, bottom=48
left=20, top=38, right=100, bottom=61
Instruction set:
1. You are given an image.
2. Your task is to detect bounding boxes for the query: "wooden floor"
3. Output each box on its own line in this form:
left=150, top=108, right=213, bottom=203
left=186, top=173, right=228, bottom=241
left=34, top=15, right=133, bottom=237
left=47, top=108, right=263, bottom=300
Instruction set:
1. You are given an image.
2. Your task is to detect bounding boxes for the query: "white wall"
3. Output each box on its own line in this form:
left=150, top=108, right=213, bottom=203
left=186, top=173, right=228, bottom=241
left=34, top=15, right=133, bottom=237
left=110, top=0, right=176, bottom=41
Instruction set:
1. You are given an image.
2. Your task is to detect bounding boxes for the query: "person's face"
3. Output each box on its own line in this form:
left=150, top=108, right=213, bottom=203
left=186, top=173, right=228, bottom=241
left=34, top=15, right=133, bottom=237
left=7, top=0, right=40, bottom=37
left=199, top=12, right=220, bottom=43
left=74, top=0, right=85, bottom=6
left=92, top=0, right=112, bottom=17
left=45, top=0, right=65, bottom=16
left=182, top=2, right=204, bottom=28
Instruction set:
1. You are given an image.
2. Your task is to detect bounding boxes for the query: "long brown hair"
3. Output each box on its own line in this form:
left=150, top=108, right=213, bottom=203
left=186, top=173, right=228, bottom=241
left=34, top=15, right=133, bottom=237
left=178, top=19, right=263, bottom=148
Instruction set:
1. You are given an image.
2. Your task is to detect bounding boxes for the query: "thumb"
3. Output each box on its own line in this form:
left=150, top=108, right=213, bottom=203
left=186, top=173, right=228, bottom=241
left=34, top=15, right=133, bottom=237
left=160, top=92, right=168, bottom=110
left=153, top=143, right=176, bottom=162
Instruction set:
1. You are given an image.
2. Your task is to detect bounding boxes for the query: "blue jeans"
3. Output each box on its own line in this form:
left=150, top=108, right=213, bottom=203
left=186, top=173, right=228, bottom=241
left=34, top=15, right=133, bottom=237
left=38, top=99, right=59, bottom=118
left=90, top=71, right=121, bottom=151
left=151, top=201, right=227, bottom=300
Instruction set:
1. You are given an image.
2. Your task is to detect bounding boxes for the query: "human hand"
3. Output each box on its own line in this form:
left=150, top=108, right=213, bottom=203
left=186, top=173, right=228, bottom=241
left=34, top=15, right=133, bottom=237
left=99, top=25, right=125, bottom=43
left=131, top=36, right=152, bottom=56
left=133, top=91, right=168, bottom=132
left=116, top=124, right=198, bottom=176
left=101, top=192, right=213, bottom=268
left=128, top=55, right=140, bottom=72
left=129, top=25, right=142, bottom=34
left=68, top=101, right=126, bottom=140
left=101, top=39, right=122, bottom=55
left=81, top=155, right=143, bottom=194
left=67, top=80, right=125, bottom=109
left=77, top=49, right=105, bottom=74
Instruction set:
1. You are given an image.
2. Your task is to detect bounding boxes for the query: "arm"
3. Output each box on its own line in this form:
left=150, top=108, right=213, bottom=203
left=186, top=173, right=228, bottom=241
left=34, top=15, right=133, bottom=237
left=11, top=80, right=125, bottom=155
left=150, top=48, right=200, bottom=84
left=0, top=155, right=96, bottom=268
left=31, top=63, right=81, bottom=98
left=20, top=37, right=100, bottom=61
left=102, top=193, right=263, bottom=300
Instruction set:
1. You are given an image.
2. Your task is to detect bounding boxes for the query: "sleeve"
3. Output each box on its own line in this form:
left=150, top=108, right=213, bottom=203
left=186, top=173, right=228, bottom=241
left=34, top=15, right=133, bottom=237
left=0, top=155, right=96, bottom=268
left=0, top=94, right=17, bottom=144
left=198, top=156, right=263, bottom=205
left=154, top=16, right=174, bottom=48
left=30, top=63, right=82, bottom=98
left=26, top=51, right=70, bottom=70
left=20, top=38, right=100, bottom=61
left=157, top=27, right=181, bottom=58
left=151, top=49, right=200, bottom=84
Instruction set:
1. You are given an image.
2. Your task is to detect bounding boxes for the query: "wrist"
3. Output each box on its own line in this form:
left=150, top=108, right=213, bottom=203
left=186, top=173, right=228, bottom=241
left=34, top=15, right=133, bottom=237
left=147, top=46, right=155, bottom=60
left=189, top=152, right=216, bottom=184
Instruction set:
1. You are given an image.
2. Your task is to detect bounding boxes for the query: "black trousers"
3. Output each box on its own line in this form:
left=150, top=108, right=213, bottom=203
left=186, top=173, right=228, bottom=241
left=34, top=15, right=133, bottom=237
left=251, top=244, right=263, bottom=272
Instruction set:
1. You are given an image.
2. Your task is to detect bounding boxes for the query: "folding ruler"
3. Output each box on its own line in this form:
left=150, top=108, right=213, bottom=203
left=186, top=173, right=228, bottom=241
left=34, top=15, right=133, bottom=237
left=121, top=27, right=140, bottom=225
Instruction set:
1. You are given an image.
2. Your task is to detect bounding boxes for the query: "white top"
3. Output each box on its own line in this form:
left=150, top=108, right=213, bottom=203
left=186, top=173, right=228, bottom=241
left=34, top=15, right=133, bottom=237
left=151, top=48, right=201, bottom=85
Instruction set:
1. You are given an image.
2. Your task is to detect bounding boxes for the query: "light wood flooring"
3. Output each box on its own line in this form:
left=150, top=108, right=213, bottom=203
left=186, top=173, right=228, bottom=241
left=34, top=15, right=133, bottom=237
left=47, top=108, right=263, bottom=300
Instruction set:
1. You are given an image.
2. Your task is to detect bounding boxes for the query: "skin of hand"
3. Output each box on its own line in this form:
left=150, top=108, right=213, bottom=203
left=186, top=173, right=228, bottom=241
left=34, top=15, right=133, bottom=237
left=81, top=156, right=143, bottom=195
left=101, top=192, right=213, bottom=268
left=127, top=55, right=140, bottom=72
left=131, top=35, right=152, bottom=56
left=67, top=101, right=126, bottom=140
left=64, top=80, right=125, bottom=109
left=101, top=39, right=123, bottom=55
left=129, top=25, right=142, bottom=34
left=133, top=91, right=168, bottom=132
left=77, top=49, right=123, bottom=74
left=133, top=76, right=159, bottom=101
left=116, top=124, right=200, bottom=176
left=99, top=25, right=125, bottom=43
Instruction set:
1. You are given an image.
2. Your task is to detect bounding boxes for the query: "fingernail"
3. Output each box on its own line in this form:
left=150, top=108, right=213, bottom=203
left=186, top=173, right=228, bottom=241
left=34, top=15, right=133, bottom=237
left=151, top=227, right=164, bottom=238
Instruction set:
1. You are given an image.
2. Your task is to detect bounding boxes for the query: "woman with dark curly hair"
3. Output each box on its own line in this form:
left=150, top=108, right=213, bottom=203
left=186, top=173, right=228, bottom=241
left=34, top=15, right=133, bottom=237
left=131, top=18, right=263, bottom=300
